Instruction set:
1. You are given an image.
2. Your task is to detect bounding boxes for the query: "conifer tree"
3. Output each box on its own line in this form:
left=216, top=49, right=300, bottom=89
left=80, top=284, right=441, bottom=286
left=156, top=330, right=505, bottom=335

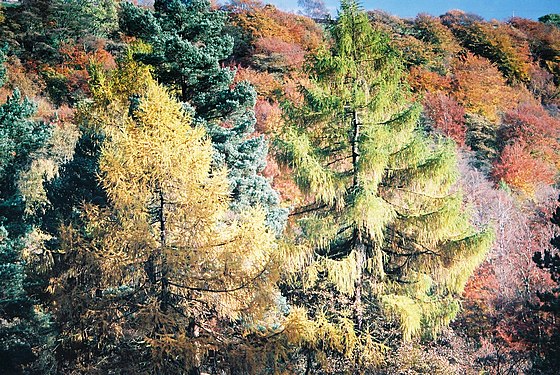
left=0, top=52, right=56, bottom=374
left=52, top=63, right=282, bottom=373
left=279, top=1, right=493, bottom=367
left=119, top=0, right=287, bottom=234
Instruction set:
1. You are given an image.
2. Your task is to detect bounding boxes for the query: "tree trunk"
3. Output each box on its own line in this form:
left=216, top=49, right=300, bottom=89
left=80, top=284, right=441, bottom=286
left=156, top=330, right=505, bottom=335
left=351, top=109, right=364, bottom=330
left=181, top=79, right=188, bottom=103
left=158, top=188, right=169, bottom=312
left=351, top=109, right=360, bottom=189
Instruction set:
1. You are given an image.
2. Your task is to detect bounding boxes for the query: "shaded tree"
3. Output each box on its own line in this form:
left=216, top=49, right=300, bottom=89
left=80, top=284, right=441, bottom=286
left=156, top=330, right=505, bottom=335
left=531, top=195, right=560, bottom=373
left=539, top=14, right=560, bottom=29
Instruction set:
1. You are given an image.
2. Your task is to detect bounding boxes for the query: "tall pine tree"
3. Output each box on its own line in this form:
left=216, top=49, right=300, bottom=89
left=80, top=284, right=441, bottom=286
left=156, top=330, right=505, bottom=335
left=278, top=1, right=493, bottom=369
left=119, top=0, right=287, bottom=234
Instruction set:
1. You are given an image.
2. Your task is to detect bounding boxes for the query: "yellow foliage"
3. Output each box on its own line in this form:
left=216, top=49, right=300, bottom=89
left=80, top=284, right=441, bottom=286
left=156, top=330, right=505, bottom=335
left=66, top=62, right=282, bottom=370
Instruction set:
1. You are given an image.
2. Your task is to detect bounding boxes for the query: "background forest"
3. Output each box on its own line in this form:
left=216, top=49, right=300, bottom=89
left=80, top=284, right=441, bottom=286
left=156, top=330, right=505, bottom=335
left=0, top=0, right=559, bottom=373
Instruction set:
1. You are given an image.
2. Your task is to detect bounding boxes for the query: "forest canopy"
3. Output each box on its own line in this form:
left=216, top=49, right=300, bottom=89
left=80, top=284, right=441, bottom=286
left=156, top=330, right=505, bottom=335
left=0, top=0, right=559, bottom=374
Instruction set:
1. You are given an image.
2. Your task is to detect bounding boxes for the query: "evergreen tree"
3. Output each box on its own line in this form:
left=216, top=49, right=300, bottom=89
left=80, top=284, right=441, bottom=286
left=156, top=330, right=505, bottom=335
left=52, top=63, right=283, bottom=373
left=119, top=0, right=287, bottom=234
left=0, top=52, right=55, bottom=374
left=51, top=0, right=119, bottom=40
left=279, top=1, right=493, bottom=368
left=539, top=14, right=560, bottom=29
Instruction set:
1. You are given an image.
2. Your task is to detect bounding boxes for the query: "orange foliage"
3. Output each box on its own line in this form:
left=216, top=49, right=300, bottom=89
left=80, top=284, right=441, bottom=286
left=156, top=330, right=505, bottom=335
left=492, top=143, right=555, bottom=195
left=509, top=17, right=560, bottom=79
left=408, top=66, right=452, bottom=93
left=413, top=13, right=461, bottom=56
left=265, top=159, right=305, bottom=207
left=471, top=21, right=532, bottom=82
left=451, top=53, right=519, bottom=122
left=234, top=67, right=281, bottom=97
left=281, top=72, right=311, bottom=106
left=4, top=56, right=45, bottom=99
left=393, top=34, right=438, bottom=68
left=442, top=10, right=532, bottom=82
left=227, top=1, right=323, bottom=52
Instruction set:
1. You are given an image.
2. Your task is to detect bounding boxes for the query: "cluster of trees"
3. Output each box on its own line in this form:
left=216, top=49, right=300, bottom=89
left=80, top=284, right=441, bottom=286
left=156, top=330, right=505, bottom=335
left=1, top=0, right=559, bottom=373
left=358, top=7, right=560, bottom=373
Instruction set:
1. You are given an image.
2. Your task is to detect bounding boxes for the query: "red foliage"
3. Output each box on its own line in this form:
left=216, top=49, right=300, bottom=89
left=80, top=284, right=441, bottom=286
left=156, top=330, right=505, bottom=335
left=492, top=143, right=556, bottom=195
left=423, top=92, right=466, bottom=145
left=499, top=103, right=560, bottom=168
left=460, top=160, right=557, bottom=361
left=527, top=65, right=559, bottom=106
left=493, top=103, right=560, bottom=195
left=254, top=37, right=306, bottom=69
left=44, top=41, right=116, bottom=103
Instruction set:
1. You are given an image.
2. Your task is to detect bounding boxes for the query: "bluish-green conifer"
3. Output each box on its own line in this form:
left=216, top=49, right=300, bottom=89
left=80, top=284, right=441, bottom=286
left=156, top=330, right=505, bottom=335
left=0, top=51, right=55, bottom=374
left=119, top=0, right=287, bottom=233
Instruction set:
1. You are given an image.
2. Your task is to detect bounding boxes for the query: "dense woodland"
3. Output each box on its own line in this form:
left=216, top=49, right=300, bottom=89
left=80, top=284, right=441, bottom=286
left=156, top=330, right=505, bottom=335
left=0, top=0, right=559, bottom=373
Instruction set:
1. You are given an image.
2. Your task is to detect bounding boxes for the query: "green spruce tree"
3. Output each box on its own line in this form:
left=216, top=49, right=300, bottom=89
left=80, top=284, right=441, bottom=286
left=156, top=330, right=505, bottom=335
left=0, top=51, right=56, bottom=374
left=119, top=0, right=287, bottom=234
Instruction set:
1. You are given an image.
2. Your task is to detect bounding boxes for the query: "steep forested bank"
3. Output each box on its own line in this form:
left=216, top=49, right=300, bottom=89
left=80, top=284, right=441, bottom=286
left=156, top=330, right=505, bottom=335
left=0, top=0, right=559, bottom=373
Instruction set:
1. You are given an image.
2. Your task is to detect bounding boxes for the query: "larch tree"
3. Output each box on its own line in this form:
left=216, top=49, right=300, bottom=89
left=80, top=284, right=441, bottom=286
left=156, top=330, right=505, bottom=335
left=52, top=61, right=283, bottom=374
left=278, top=1, right=493, bottom=369
left=119, top=0, right=288, bottom=234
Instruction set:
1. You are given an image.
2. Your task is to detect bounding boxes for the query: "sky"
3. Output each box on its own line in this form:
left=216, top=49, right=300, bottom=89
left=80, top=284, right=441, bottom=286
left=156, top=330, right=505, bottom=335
left=270, top=0, right=559, bottom=21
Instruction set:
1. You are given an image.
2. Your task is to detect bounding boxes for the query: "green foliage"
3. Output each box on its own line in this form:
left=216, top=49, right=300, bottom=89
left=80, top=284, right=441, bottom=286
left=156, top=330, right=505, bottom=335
left=0, top=229, right=55, bottom=374
left=280, top=1, right=492, bottom=359
left=0, top=52, right=56, bottom=374
left=51, top=0, right=119, bottom=40
left=0, top=0, right=115, bottom=61
left=119, top=0, right=287, bottom=233
left=539, top=14, right=560, bottom=29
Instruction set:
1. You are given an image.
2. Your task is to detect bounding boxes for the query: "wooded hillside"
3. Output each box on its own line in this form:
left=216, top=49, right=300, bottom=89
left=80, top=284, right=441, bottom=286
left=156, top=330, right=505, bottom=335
left=0, top=0, right=559, bottom=373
